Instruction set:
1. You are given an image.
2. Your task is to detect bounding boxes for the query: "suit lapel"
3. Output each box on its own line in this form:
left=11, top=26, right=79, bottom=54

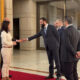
left=42, top=28, right=46, bottom=37
left=46, top=25, right=49, bottom=36
left=42, top=25, right=49, bottom=37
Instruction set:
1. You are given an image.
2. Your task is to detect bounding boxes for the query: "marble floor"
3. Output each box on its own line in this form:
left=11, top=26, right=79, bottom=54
left=10, top=50, right=80, bottom=80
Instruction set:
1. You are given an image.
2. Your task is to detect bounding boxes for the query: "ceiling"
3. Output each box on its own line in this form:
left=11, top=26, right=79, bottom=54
left=49, top=0, right=80, bottom=10
left=13, top=0, right=80, bottom=11
left=33, top=0, right=80, bottom=11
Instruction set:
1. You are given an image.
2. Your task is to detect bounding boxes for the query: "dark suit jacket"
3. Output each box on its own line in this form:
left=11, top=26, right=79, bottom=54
left=58, top=26, right=65, bottom=36
left=28, top=24, right=60, bottom=50
left=60, top=25, right=80, bottom=62
left=77, top=34, right=80, bottom=51
left=58, top=26, right=65, bottom=57
left=58, top=26, right=65, bottom=47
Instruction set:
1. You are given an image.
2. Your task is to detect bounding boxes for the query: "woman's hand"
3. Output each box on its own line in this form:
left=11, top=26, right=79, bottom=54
left=13, top=41, right=17, bottom=46
left=16, top=39, right=28, bottom=43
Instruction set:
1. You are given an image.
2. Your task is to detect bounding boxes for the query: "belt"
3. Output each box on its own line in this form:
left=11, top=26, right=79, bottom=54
left=2, top=46, right=12, bottom=48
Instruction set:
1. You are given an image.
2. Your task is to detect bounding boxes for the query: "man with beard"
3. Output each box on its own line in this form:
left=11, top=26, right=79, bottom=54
left=22, top=17, right=61, bottom=80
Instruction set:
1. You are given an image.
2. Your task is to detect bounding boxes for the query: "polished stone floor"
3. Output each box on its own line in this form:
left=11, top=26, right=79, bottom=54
left=10, top=50, right=80, bottom=80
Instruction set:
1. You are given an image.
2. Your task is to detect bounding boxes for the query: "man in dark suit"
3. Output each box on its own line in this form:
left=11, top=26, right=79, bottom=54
left=54, top=19, right=65, bottom=74
left=23, top=17, right=61, bottom=80
left=60, top=17, right=79, bottom=80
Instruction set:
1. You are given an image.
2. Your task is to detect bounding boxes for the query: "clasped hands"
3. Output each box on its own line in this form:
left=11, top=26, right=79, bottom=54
left=16, top=38, right=28, bottom=43
left=76, top=51, right=80, bottom=59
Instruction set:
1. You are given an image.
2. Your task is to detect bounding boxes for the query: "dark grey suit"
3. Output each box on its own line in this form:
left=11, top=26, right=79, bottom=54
left=60, top=25, right=80, bottom=80
left=28, top=24, right=61, bottom=77
left=58, top=26, right=65, bottom=66
left=61, top=25, right=80, bottom=62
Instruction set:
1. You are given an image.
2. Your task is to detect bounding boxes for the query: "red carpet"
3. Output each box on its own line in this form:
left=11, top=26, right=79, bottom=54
left=0, top=71, right=63, bottom=80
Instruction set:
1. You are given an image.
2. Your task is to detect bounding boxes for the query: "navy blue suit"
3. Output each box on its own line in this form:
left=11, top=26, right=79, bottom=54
left=28, top=24, right=61, bottom=77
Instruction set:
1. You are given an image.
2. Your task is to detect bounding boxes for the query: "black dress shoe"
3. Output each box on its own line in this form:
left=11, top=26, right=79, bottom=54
left=1, top=75, right=12, bottom=78
left=45, top=76, right=54, bottom=79
left=56, top=77, right=61, bottom=80
left=9, top=75, right=12, bottom=78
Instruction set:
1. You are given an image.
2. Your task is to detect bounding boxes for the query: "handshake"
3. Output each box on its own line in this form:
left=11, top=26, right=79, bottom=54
left=13, top=38, right=28, bottom=46
left=16, top=38, right=28, bottom=43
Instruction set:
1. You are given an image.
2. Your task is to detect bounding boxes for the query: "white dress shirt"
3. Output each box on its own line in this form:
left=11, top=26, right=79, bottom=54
left=44, top=24, right=48, bottom=34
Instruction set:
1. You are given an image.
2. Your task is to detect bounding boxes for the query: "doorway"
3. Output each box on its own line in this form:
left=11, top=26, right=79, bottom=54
left=37, top=1, right=64, bottom=49
left=13, top=18, right=20, bottom=49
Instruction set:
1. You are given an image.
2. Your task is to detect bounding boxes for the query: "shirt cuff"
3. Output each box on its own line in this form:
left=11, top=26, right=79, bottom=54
left=27, top=38, right=29, bottom=41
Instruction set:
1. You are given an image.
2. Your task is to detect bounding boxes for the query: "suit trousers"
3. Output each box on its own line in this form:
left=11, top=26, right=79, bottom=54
left=46, top=46, right=61, bottom=77
left=1, top=48, right=12, bottom=77
left=61, top=61, right=78, bottom=80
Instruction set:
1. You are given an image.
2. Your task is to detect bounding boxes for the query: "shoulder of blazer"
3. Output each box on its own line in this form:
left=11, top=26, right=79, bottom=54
left=48, top=24, right=54, bottom=27
left=48, top=24, right=56, bottom=30
left=67, top=26, right=77, bottom=32
left=66, top=26, right=77, bottom=37
left=67, top=25, right=74, bottom=29
left=66, top=26, right=73, bottom=32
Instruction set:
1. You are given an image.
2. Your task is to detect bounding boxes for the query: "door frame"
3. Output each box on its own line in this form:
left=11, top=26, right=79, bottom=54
left=37, top=2, right=49, bottom=50
left=13, top=18, right=20, bottom=49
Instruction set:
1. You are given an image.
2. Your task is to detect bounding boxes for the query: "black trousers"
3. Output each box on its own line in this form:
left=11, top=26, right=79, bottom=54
left=61, top=61, right=78, bottom=80
left=46, top=46, right=61, bottom=77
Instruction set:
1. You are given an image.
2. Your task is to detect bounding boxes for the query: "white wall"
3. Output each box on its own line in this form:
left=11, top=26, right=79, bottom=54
left=4, top=0, right=13, bottom=34
left=13, top=0, right=37, bottom=50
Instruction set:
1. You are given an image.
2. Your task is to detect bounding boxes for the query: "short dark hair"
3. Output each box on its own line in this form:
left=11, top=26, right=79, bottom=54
left=65, top=16, right=72, bottom=24
left=40, top=17, right=47, bottom=22
left=1, top=20, right=10, bottom=33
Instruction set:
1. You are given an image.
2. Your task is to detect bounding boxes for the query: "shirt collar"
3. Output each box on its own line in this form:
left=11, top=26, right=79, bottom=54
left=45, top=24, right=48, bottom=30
left=66, top=24, right=73, bottom=28
left=57, top=26, right=63, bottom=30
